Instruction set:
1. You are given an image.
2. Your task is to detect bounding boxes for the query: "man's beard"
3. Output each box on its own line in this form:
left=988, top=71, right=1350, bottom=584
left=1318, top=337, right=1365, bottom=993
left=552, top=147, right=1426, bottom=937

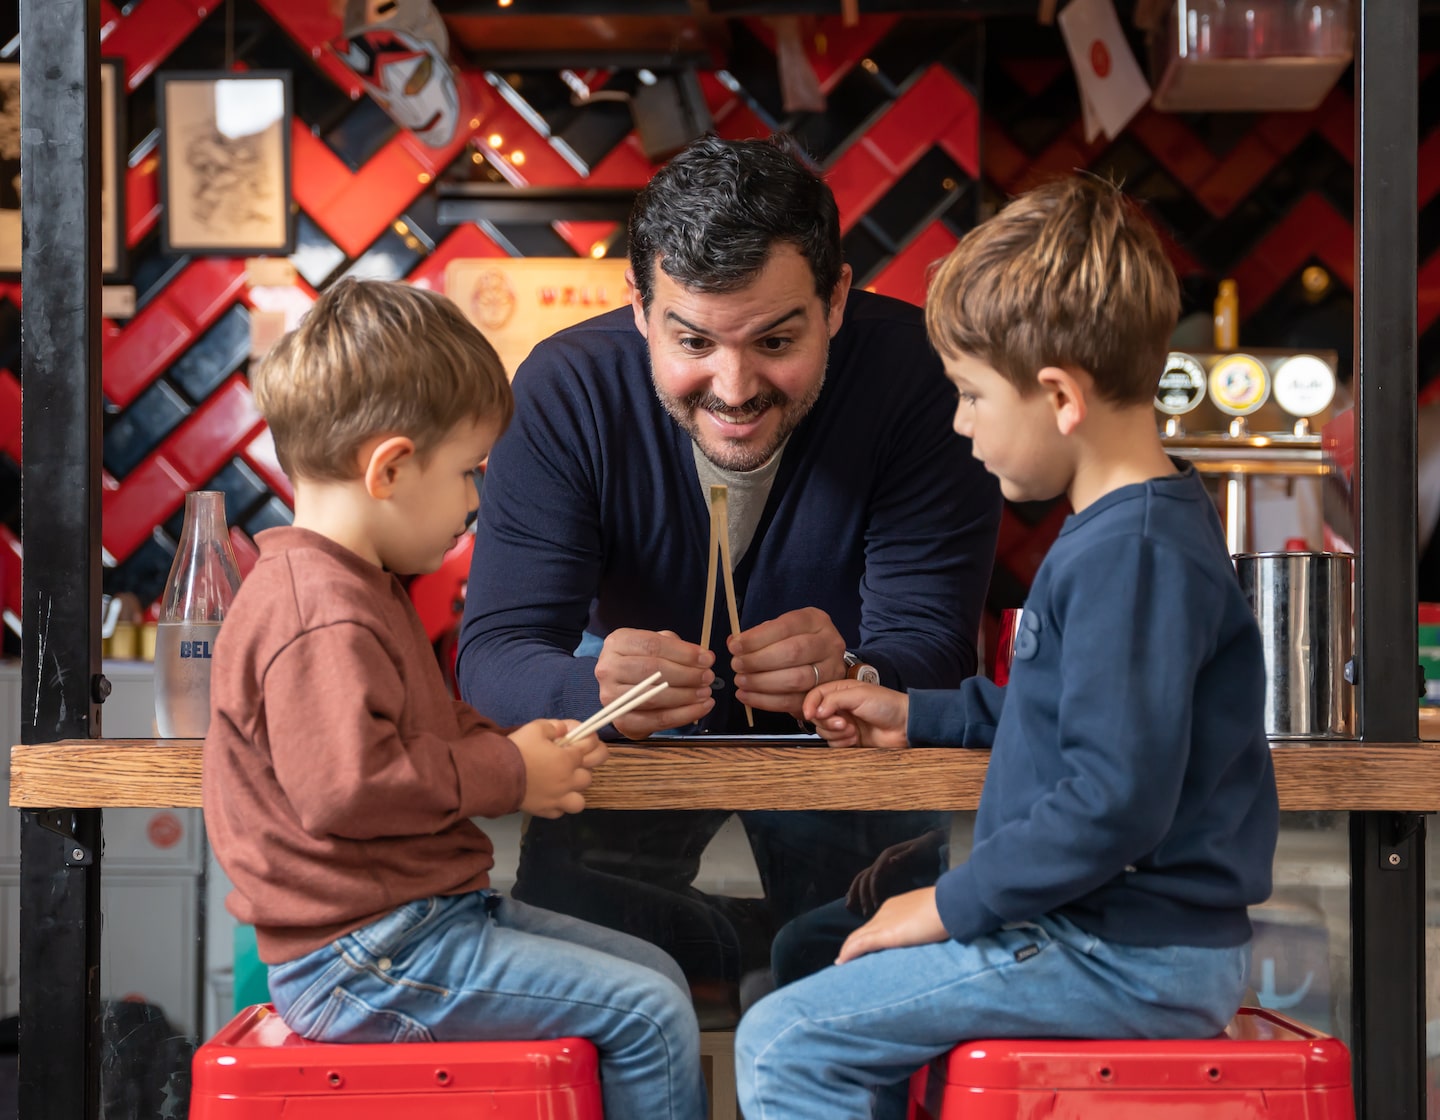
left=653, top=355, right=827, bottom=473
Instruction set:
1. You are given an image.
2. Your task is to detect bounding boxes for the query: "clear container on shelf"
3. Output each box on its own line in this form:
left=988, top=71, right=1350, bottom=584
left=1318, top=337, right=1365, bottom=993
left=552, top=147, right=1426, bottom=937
left=154, top=491, right=241, bottom=739
left=1153, top=0, right=1353, bottom=111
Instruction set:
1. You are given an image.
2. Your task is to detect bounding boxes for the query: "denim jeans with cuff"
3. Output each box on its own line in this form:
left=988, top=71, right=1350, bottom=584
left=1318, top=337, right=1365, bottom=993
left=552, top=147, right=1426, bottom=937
left=736, top=911, right=1250, bottom=1120
left=268, top=890, right=708, bottom=1120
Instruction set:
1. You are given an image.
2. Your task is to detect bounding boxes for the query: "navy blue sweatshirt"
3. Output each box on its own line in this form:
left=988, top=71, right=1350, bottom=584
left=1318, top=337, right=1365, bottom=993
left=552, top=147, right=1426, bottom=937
left=909, top=466, right=1278, bottom=948
left=458, top=292, right=1002, bottom=729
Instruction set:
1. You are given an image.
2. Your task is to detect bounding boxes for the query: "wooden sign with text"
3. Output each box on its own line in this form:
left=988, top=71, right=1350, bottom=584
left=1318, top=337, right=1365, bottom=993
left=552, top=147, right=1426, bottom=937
left=444, top=256, right=633, bottom=379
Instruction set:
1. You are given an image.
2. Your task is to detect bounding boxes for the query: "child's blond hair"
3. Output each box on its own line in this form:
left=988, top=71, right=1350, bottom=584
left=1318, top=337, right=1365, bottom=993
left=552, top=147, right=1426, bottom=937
left=926, top=175, right=1180, bottom=405
left=252, top=278, right=512, bottom=482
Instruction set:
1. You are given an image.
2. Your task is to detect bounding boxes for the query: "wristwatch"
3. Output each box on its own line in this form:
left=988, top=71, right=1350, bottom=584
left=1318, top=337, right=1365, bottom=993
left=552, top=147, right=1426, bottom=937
left=843, top=651, right=880, bottom=684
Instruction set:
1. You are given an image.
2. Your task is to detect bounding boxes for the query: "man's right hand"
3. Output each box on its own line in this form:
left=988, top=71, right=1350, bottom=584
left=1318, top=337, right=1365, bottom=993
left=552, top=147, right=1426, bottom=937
left=595, top=628, right=715, bottom=738
left=511, top=719, right=608, bottom=818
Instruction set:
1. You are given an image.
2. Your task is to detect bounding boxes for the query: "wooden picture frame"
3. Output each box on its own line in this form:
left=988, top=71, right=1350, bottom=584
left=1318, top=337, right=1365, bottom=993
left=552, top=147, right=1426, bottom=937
left=0, top=60, right=127, bottom=280
left=100, top=57, right=126, bottom=280
left=157, top=71, right=293, bottom=256
left=0, top=62, right=19, bottom=276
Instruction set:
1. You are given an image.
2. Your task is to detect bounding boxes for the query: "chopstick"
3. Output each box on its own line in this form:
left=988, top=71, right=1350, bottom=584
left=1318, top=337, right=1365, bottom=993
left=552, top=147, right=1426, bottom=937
left=702, top=485, right=754, bottom=728
left=560, top=671, right=666, bottom=744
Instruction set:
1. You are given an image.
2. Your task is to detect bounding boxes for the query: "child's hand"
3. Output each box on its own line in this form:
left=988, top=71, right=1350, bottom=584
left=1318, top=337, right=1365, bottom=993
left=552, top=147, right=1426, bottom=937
left=802, top=681, right=910, bottom=747
left=835, top=887, right=948, bottom=964
left=510, top=719, right=609, bottom=819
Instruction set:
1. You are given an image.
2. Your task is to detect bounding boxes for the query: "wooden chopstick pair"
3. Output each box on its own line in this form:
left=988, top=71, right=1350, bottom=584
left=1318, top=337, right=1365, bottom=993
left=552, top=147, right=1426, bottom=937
left=700, top=484, right=755, bottom=727
left=559, top=671, right=668, bottom=745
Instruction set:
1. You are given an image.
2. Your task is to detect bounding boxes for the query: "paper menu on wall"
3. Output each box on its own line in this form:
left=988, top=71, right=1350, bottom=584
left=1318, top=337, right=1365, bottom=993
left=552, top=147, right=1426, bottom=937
left=1057, top=0, right=1152, bottom=143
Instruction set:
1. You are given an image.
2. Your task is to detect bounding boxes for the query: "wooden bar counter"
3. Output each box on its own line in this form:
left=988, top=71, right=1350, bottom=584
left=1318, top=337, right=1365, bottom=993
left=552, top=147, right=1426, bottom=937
left=12, top=736, right=1440, bottom=813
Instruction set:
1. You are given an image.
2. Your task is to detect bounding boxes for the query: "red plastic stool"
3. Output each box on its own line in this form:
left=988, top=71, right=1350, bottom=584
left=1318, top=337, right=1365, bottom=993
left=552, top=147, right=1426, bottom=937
left=190, top=1004, right=604, bottom=1119
left=908, top=1007, right=1353, bottom=1119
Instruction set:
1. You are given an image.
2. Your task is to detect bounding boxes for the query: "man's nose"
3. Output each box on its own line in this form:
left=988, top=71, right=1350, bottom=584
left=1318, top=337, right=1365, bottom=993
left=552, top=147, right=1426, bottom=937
left=709, top=349, right=760, bottom=405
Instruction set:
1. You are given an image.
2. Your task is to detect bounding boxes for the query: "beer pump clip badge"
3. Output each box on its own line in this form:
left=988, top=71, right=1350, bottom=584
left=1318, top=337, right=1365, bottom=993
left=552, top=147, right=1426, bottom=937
left=1155, top=352, right=1206, bottom=416
left=1209, top=353, right=1271, bottom=417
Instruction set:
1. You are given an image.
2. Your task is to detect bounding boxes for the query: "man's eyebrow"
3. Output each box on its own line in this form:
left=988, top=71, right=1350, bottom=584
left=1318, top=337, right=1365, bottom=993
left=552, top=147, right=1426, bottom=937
left=663, top=307, right=805, bottom=337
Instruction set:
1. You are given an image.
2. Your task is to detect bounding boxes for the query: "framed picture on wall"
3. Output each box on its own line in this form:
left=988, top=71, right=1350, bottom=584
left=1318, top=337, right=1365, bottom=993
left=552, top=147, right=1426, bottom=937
left=100, top=58, right=127, bottom=280
left=0, top=60, right=128, bottom=279
left=0, top=62, right=20, bottom=276
left=157, top=71, right=293, bottom=256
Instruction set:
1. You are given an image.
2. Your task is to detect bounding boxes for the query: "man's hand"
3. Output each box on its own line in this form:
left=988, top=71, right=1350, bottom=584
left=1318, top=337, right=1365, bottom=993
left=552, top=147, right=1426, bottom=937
left=803, top=680, right=910, bottom=747
left=728, top=607, right=848, bottom=715
left=595, top=629, right=715, bottom=738
left=845, top=829, right=947, bottom=917
left=511, top=719, right=609, bottom=818
left=836, top=887, right=948, bottom=964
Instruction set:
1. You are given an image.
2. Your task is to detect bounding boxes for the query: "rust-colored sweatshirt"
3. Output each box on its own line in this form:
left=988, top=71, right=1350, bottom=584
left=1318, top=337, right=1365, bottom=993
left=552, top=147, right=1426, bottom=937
left=203, top=527, right=526, bottom=964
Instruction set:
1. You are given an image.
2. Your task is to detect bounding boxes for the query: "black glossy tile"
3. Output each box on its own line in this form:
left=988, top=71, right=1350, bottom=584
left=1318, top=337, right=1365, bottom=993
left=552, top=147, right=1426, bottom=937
left=102, top=379, right=191, bottom=480
left=290, top=212, right=349, bottom=290
left=721, top=20, right=785, bottom=128
left=167, top=304, right=251, bottom=403
left=129, top=232, right=192, bottom=313
left=0, top=452, right=17, bottom=535
left=322, top=97, right=399, bottom=172
left=792, top=66, right=891, bottom=164
left=244, top=496, right=294, bottom=535
left=338, top=225, right=426, bottom=283
left=483, top=222, right=577, bottom=259
left=103, top=529, right=176, bottom=610
left=201, top=457, right=271, bottom=530
left=840, top=217, right=893, bottom=288
left=0, top=297, right=18, bottom=378
left=866, top=147, right=967, bottom=248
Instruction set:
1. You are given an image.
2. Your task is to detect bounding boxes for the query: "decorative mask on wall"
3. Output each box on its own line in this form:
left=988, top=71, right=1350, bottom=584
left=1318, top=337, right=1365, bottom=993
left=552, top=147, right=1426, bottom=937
left=333, top=0, right=462, bottom=148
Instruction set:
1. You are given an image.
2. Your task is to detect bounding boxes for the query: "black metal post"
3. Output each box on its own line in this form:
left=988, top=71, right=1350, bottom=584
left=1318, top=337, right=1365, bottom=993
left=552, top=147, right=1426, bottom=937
left=1350, top=1, right=1424, bottom=1117
left=17, top=2, right=106, bottom=1118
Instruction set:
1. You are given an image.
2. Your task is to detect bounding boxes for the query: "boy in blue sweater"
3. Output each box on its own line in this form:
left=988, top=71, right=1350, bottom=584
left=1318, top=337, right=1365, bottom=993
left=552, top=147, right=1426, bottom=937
left=734, top=175, right=1280, bottom=1119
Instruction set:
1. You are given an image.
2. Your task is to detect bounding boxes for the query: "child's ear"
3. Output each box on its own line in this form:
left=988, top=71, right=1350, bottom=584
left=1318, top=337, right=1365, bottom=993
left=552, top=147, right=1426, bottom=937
left=1038, top=366, right=1088, bottom=436
left=361, top=436, right=417, bottom=499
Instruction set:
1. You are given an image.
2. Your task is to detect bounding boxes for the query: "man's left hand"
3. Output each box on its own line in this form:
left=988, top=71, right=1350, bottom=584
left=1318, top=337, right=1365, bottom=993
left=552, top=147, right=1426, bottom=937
left=728, top=607, right=848, bottom=715
left=835, top=887, right=948, bottom=964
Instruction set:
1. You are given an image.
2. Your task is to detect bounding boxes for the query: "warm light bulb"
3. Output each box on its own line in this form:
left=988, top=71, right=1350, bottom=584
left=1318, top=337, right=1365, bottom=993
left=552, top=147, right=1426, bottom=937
left=487, top=133, right=504, bottom=148
left=509, top=150, right=526, bottom=165
left=590, top=242, right=607, bottom=259
left=499, top=0, right=513, bottom=6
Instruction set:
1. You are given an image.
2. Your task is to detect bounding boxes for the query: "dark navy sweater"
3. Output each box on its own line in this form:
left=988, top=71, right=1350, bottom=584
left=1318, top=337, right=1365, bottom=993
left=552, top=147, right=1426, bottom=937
left=458, top=292, right=1002, bottom=730
left=909, top=466, right=1279, bottom=948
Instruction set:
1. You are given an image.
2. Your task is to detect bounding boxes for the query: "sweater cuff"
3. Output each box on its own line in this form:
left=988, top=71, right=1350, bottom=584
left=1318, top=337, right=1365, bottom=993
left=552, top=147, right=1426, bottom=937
left=934, top=861, right=1005, bottom=944
left=907, top=690, right=969, bottom=746
left=455, top=731, right=527, bottom=818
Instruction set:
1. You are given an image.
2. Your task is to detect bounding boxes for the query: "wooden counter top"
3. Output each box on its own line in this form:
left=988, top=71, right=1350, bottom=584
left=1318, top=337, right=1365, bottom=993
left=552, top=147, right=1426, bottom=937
left=12, top=737, right=1440, bottom=812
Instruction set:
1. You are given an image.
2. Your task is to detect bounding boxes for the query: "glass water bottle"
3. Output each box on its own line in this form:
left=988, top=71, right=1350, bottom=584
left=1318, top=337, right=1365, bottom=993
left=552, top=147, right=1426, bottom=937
left=154, top=491, right=242, bottom=738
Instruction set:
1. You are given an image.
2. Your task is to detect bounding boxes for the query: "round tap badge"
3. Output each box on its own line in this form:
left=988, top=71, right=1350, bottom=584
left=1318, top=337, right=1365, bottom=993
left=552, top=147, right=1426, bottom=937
left=1155, top=353, right=1207, bottom=415
left=1209, top=354, right=1270, bottom=416
left=1272, top=354, right=1336, bottom=418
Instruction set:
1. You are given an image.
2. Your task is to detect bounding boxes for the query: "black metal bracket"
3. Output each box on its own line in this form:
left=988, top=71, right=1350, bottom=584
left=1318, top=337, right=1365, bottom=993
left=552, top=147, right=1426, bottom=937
left=1379, top=812, right=1425, bottom=870
left=32, top=810, right=93, bottom=867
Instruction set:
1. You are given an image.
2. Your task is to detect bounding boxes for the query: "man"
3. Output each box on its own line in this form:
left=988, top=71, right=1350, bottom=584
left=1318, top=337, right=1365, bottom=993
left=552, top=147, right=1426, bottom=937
left=457, top=134, right=1001, bottom=995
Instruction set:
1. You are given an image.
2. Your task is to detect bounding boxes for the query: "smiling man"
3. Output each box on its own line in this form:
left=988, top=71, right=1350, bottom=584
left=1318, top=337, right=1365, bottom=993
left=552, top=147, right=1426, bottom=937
left=457, top=134, right=1002, bottom=996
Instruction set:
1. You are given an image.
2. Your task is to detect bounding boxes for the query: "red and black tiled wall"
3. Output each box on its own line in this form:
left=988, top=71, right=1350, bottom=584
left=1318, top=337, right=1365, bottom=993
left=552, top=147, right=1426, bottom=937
left=0, top=3, right=1438, bottom=655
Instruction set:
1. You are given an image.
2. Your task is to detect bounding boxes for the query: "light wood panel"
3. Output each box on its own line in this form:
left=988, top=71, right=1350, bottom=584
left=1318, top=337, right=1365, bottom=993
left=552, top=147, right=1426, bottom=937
left=11, top=738, right=1440, bottom=812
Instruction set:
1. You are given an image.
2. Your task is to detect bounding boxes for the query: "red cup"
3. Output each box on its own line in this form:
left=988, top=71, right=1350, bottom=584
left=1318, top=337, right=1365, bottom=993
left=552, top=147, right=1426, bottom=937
left=994, top=608, right=1024, bottom=687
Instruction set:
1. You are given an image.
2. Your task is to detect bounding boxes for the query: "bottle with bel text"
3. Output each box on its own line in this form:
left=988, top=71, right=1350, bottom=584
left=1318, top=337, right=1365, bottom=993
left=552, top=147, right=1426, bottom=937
left=154, top=491, right=242, bottom=738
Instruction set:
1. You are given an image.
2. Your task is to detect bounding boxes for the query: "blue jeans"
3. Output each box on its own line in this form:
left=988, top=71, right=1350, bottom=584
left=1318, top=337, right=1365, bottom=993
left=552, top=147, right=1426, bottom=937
left=736, top=912, right=1250, bottom=1120
left=267, top=891, right=708, bottom=1120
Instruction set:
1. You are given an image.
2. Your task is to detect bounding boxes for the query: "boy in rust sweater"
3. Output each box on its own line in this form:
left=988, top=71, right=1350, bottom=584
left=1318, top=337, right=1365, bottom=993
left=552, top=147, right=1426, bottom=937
left=204, top=278, right=705, bottom=1119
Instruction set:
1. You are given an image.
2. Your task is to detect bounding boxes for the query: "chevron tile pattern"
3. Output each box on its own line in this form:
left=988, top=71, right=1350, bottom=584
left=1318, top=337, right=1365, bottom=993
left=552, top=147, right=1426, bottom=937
left=0, top=5, right=1437, bottom=656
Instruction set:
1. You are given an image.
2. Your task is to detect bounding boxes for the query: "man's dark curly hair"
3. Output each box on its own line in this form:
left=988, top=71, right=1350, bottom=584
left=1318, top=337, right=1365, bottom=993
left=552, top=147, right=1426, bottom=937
left=627, top=133, right=843, bottom=311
